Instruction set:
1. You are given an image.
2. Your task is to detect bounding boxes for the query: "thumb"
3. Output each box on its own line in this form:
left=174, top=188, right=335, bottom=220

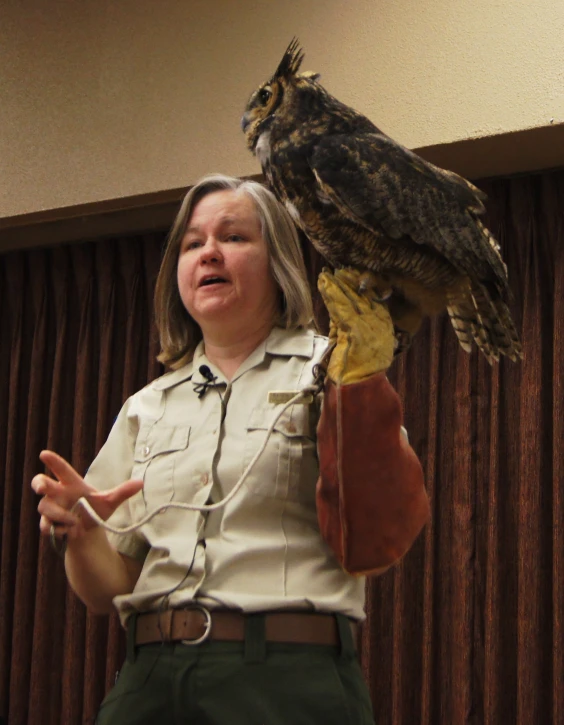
left=106, top=479, right=144, bottom=507
left=84, top=479, right=144, bottom=522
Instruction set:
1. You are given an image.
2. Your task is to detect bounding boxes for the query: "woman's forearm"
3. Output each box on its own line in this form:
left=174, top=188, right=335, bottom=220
left=64, top=527, right=142, bottom=614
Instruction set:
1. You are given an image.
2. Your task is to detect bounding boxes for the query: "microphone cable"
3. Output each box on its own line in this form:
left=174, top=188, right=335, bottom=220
left=71, top=384, right=318, bottom=535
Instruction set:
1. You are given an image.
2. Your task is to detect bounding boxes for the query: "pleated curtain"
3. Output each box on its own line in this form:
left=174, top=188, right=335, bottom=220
left=0, top=169, right=563, bottom=724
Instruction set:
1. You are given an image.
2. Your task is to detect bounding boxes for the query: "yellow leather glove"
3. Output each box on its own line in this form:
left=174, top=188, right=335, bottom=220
left=318, top=268, right=395, bottom=384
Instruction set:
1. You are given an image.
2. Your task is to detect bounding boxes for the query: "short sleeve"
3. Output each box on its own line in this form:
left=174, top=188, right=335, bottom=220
left=84, top=396, right=149, bottom=561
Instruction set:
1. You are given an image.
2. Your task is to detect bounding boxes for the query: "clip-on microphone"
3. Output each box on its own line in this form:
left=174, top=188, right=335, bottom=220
left=193, top=365, right=218, bottom=398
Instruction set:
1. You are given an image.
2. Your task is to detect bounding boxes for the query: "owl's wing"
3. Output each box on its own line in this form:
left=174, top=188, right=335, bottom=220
left=310, top=133, right=509, bottom=293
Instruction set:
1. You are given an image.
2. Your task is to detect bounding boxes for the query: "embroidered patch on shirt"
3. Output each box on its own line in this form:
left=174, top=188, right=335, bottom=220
left=268, top=390, right=314, bottom=405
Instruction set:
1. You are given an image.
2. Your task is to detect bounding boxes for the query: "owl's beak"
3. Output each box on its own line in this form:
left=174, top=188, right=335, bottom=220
left=241, top=114, right=250, bottom=133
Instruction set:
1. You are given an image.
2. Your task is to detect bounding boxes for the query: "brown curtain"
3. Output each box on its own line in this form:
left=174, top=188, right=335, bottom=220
left=1, top=169, right=562, bottom=724
left=360, top=170, right=564, bottom=725
left=0, top=236, right=165, bottom=724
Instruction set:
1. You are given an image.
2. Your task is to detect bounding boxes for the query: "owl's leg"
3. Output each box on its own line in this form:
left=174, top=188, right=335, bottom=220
left=357, top=270, right=393, bottom=302
left=387, top=295, right=424, bottom=357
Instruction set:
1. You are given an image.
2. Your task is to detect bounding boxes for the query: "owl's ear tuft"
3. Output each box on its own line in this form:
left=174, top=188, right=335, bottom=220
left=300, top=71, right=321, bottom=82
left=273, top=38, right=305, bottom=80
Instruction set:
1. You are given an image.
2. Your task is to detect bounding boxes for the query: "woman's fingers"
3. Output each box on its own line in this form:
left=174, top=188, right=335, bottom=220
left=39, top=515, right=73, bottom=537
left=31, top=471, right=79, bottom=511
left=34, top=451, right=143, bottom=537
left=34, top=451, right=89, bottom=540
left=31, top=472, right=58, bottom=496
left=39, top=450, right=90, bottom=493
left=38, top=496, right=81, bottom=527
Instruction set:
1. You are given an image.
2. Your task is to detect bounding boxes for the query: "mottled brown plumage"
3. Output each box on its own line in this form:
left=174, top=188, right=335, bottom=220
left=241, top=39, right=522, bottom=362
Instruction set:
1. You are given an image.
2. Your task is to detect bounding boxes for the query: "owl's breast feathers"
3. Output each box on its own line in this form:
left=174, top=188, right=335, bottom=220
left=265, top=115, right=513, bottom=355
left=266, top=118, right=455, bottom=289
left=264, top=97, right=371, bottom=264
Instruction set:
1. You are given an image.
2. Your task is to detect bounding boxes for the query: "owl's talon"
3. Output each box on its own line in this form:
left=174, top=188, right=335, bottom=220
left=368, top=288, right=393, bottom=303
left=393, top=328, right=413, bottom=356
left=356, top=271, right=393, bottom=302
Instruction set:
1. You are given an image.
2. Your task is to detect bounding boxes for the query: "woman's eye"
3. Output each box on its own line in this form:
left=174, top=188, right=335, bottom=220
left=184, top=240, right=201, bottom=251
left=226, top=234, right=244, bottom=242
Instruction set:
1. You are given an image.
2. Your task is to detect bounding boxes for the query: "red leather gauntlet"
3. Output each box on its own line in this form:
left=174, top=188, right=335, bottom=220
left=316, top=373, right=430, bottom=575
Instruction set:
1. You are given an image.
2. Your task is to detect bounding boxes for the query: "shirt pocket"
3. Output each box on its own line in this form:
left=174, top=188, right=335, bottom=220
left=132, top=423, right=191, bottom=511
left=243, top=405, right=318, bottom=504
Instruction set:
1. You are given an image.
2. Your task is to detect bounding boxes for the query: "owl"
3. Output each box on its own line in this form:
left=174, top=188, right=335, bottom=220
left=241, top=39, right=522, bottom=362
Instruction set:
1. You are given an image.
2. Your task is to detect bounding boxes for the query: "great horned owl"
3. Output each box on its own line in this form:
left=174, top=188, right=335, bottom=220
left=241, top=39, right=522, bottom=362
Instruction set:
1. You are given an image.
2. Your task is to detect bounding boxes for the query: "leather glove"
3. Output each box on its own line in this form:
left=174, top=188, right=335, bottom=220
left=317, top=268, right=395, bottom=384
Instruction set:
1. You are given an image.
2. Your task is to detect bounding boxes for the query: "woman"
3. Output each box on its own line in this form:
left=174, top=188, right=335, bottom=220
left=32, top=174, right=429, bottom=724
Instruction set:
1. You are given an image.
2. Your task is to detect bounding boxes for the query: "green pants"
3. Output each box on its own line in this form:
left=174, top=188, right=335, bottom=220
left=96, top=613, right=375, bottom=725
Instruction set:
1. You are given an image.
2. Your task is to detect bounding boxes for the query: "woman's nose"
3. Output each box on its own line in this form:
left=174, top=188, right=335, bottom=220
left=199, top=238, right=223, bottom=264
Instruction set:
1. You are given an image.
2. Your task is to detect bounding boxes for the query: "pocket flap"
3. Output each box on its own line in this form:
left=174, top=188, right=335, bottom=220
left=247, top=406, right=309, bottom=438
left=134, top=424, right=190, bottom=462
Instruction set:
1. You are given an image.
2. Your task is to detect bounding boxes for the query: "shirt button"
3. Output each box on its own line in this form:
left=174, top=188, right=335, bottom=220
left=143, top=446, right=150, bottom=456
left=200, top=473, right=209, bottom=486
left=286, top=423, right=297, bottom=434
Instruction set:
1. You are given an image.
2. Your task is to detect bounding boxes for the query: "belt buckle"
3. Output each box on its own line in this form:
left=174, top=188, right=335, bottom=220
left=181, top=604, right=212, bottom=645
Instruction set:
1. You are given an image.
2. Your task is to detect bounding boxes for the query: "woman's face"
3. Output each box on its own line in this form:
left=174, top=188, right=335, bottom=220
left=177, top=189, right=279, bottom=337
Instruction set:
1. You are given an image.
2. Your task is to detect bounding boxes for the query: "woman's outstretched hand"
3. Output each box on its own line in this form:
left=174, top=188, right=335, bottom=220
left=32, top=450, right=143, bottom=542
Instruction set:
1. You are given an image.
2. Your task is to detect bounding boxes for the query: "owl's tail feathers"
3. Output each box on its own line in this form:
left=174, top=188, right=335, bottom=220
left=446, top=283, right=522, bottom=364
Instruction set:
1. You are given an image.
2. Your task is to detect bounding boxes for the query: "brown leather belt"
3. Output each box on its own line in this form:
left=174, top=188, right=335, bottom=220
left=134, top=607, right=357, bottom=647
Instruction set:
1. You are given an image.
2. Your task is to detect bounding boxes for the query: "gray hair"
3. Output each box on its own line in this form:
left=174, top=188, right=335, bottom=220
left=155, top=174, right=314, bottom=369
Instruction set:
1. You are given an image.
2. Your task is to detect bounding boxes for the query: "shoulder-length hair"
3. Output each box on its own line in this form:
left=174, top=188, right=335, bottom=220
left=154, top=174, right=314, bottom=369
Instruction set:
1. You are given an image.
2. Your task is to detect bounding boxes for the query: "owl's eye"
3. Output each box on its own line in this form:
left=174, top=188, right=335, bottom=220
left=258, top=87, right=272, bottom=105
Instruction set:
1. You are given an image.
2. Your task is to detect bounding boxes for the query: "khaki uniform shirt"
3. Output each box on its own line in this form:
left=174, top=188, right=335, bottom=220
left=85, top=326, right=366, bottom=626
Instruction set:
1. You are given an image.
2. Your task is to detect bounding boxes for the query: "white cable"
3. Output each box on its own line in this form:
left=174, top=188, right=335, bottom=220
left=73, top=385, right=317, bottom=535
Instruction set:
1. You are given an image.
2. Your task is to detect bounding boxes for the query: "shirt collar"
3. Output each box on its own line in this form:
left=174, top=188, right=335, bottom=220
left=227, top=326, right=316, bottom=381
left=151, top=327, right=316, bottom=390
left=152, top=362, right=195, bottom=390
left=264, top=326, right=316, bottom=358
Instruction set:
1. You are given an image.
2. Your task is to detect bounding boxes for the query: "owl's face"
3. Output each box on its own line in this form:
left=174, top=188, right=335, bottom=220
left=241, top=81, right=283, bottom=152
left=241, top=39, right=319, bottom=152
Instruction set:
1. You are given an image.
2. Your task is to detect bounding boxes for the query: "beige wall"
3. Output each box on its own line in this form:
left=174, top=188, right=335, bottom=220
left=1, top=0, right=563, bottom=218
